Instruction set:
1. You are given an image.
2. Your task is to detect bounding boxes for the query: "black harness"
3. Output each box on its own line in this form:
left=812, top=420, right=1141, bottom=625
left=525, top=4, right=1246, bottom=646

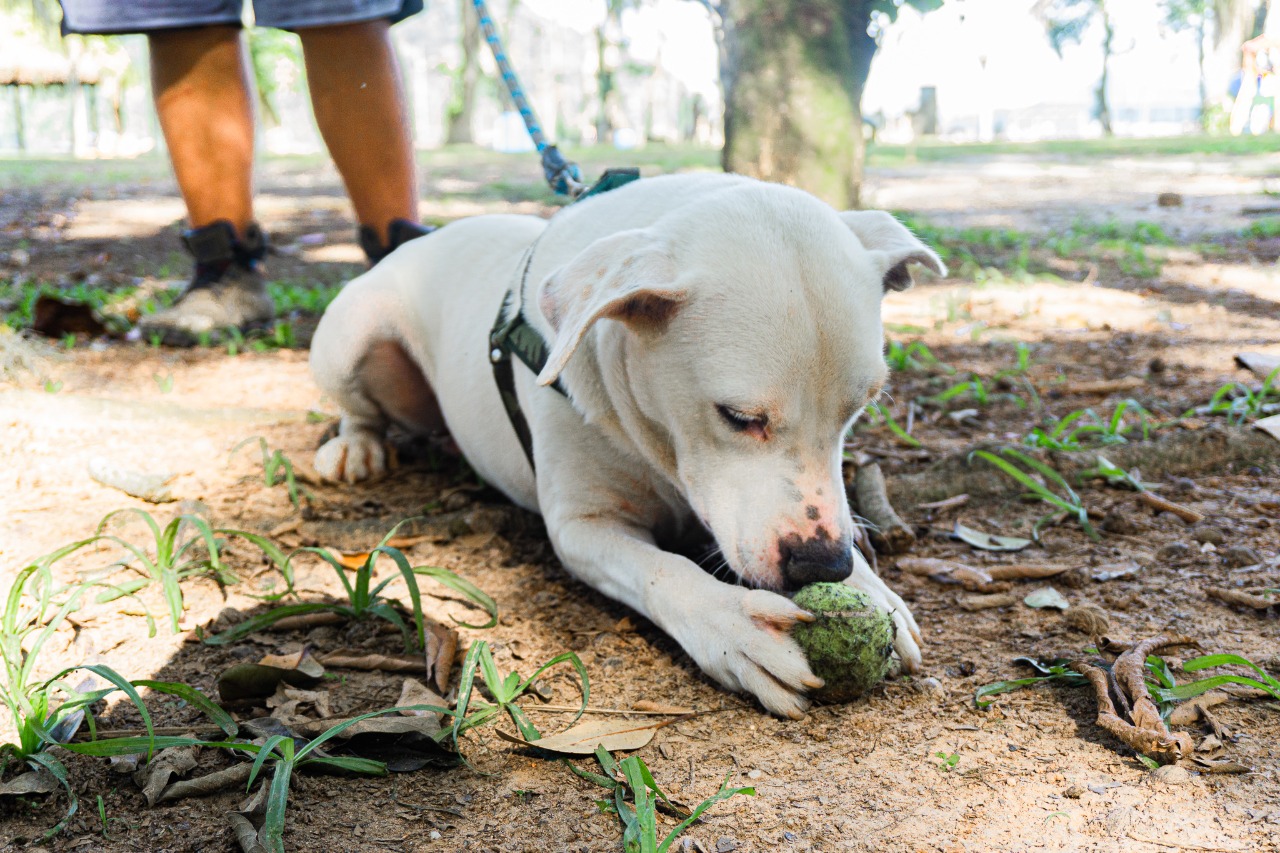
left=487, top=168, right=640, bottom=471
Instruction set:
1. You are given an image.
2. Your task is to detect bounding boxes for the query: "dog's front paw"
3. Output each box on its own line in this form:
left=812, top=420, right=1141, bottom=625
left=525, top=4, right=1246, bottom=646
left=314, top=428, right=390, bottom=484
left=682, top=588, right=822, bottom=719
left=844, top=555, right=924, bottom=673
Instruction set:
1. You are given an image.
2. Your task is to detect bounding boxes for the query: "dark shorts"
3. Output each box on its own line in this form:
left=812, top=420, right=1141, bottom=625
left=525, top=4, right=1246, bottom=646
left=59, top=0, right=423, bottom=35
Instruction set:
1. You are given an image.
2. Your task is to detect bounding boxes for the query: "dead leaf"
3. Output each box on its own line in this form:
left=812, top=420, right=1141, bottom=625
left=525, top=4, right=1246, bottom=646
left=1167, top=690, right=1231, bottom=727
left=292, top=715, right=456, bottom=772
left=218, top=649, right=325, bottom=703
left=1255, top=414, right=1280, bottom=443
left=316, top=650, right=422, bottom=673
left=1235, top=352, right=1280, bottom=380
left=1206, top=586, right=1278, bottom=611
left=1092, top=560, right=1141, bottom=582
left=425, top=621, right=459, bottom=694
left=1190, top=757, right=1252, bottom=774
left=496, top=716, right=683, bottom=755
left=31, top=293, right=107, bottom=338
left=157, top=763, right=253, bottom=804
left=986, top=565, right=1069, bottom=581
left=397, top=678, right=449, bottom=719
left=1023, top=587, right=1070, bottom=610
left=133, top=746, right=198, bottom=807
left=0, top=769, right=58, bottom=797
left=266, top=684, right=332, bottom=722
left=953, top=522, right=1031, bottom=552
left=87, top=457, right=177, bottom=503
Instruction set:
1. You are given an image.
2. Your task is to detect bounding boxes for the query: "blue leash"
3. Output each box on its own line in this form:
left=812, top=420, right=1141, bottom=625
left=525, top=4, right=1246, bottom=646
left=471, top=0, right=585, bottom=198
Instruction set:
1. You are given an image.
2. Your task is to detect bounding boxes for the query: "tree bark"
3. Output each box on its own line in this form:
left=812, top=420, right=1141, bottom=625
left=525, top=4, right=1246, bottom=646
left=446, top=0, right=481, bottom=145
left=720, top=0, right=875, bottom=209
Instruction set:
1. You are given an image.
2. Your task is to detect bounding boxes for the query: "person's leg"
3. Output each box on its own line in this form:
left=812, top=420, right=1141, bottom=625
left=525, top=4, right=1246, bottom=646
left=149, top=25, right=256, bottom=234
left=297, top=19, right=421, bottom=253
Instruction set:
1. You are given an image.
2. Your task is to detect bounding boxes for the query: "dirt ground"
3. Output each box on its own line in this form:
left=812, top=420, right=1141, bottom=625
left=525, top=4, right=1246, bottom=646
left=2, top=145, right=1279, bottom=852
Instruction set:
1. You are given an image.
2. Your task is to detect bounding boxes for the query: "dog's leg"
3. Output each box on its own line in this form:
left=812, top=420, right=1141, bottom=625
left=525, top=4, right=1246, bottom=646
left=549, top=518, right=823, bottom=718
left=842, top=551, right=924, bottom=672
left=310, top=275, right=443, bottom=484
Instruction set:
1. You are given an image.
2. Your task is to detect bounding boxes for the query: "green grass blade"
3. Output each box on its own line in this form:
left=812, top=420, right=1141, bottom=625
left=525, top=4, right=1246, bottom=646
left=516, top=651, right=590, bottom=726
left=216, top=530, right=297, bottom=595
left=201, top=602, right=343, bottom=645
left=28, top=752, right=78, bottom=838
left=248, top=735, right=286, bottom=790
left=299, top=755, right=388, bottom=775
left=1182, top=653, right=1280, bottom=695
left=658, top=774, right=756, bottom=853
left=262, top=758, right=294, bottom=853
left=451, top=642, right=485, bottom=745
left=132, top=680, right=237, bottom=737
left=411, top=566, right=499, bottom=629
left=373, top=546, right=426, bottom=649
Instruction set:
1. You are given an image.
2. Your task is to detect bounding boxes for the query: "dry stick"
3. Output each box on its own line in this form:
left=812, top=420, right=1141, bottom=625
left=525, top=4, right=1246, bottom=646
left=958, top=592, right=1020, bottom=611
left=888, top=426, right=1278, bottom=506
left=1137, top=491, right=1205, bottom=524
left=1075, top=633, right=1198, bottom=765
left=269, top=612, right=346, bottom=631
left=1058, top=376, right=1144, bottom=395
left=848, top=463, right=916, bottom=554
left=1206, top=586, right=1278, bottom=611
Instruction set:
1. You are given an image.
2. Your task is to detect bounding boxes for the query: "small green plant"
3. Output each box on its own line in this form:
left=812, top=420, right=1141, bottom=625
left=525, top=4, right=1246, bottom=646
left=934, top=751, right=959, bottom=772
left=2, top=556, right=233, bottom=835
left=153, top=373, right=174, bottom=394
left=1023, top=399, right=1153, bottom=451
left=448, top=639, right=589, bottom=746
left=884, top=339, right=949, bottom=373
left=1078, top=455, right=1152, bottom=492
left=203, top=522, right=498, bottom=651
left=68, top=707, right=402, bottom=853
left=43, top=379, right=62, bottom=393
left=920, top=374, right=1025, bottom=409
left=1189, top=367, right=1280, bottom=425
left=94, top=509, right=236, bottom=634
left=975, top=651, right=1280, bottom=711
left=970, top=448, right=1098, bottom=540
left=569, top=746, right=754, bottom=853
left=858, top=402, right=921, bottom=448
left=231, top=437, right=311, bottom=509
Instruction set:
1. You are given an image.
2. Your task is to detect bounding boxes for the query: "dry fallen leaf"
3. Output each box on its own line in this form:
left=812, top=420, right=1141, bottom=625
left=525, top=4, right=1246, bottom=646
left=496, top=716, right=683, bottom=755
left=953, top=521, right=1031, bottom=552
left=397, top=678, right=449, bottom=719
left=1024, top=587, right=1070, bottom=610
left=1255, top=414, right=1280, bottom=443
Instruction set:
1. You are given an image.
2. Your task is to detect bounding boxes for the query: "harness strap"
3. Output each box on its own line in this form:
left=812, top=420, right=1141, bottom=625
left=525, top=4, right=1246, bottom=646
left=488, top=168, right=641, bottom=471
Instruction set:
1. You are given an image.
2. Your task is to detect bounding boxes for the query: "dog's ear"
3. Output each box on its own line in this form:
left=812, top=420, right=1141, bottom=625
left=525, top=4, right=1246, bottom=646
left=839, top=210, right=947, bottom=293
left=537, top=229, right=686, bottom=386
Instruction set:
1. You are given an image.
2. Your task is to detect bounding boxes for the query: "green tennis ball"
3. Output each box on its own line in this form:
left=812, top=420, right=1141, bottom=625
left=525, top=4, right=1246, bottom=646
left=791, top=583, right=895, bottom=702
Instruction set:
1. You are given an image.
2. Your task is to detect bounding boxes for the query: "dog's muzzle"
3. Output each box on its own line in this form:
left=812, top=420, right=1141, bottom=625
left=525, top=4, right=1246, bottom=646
left=779, top=534, right=853, bottom=589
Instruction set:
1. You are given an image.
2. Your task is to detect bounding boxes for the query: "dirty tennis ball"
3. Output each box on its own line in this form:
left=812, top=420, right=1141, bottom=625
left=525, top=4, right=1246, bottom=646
left=791, top=583, right=895, bottom=702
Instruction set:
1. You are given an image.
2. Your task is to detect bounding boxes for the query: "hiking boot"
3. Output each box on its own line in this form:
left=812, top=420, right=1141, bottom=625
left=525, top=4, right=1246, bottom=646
left=137, top=220, right=274, bottom=346
left=358, top=218, right=437, bottom=266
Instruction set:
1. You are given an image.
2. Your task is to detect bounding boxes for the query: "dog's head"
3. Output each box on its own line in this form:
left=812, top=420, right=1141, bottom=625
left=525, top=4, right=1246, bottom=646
left=536, top=183, right=944, bottom=591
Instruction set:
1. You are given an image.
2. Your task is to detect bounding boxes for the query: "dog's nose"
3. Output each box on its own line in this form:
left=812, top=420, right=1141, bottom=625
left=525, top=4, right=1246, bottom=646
left=780, top=535, right=853, bottom=589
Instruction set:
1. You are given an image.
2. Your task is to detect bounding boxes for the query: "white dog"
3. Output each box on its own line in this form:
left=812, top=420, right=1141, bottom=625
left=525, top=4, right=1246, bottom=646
left=309, top=173, right=944, bottom=717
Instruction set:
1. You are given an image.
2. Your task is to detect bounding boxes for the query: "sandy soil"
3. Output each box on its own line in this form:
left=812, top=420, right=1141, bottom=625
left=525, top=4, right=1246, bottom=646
left=1, top=148, right=1279, bottom=852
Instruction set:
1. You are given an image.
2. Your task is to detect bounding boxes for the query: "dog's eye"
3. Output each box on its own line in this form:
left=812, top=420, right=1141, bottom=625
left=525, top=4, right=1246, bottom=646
left=716, top=404, right=768, bottom=438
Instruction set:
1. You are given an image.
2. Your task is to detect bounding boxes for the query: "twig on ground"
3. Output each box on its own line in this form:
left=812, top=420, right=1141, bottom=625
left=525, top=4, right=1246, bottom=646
left=1206, top=587, right=1278, bottom=611
left=1137, top=491, right=1205, bottom=524
left=1070, top=633, right=1198, bottom=765
left=1058, top=377, right=1144, bottom=395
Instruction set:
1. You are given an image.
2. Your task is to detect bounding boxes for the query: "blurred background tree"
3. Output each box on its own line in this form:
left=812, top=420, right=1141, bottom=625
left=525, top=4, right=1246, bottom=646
left=1035, top=0, right=1117, bottom=136
left=709, top=0, right=941, bottom=210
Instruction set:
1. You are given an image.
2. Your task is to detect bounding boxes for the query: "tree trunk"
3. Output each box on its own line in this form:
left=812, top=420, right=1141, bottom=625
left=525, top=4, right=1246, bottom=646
left=1196, top=12, right=1208, bottom=130
left=1097, top=6, right=1113, bottom=136
left=595, top=1, right=628, bottom=143
left=720, top=0, right=875, bottom=210
left=446, top=0, right=481, bottom=144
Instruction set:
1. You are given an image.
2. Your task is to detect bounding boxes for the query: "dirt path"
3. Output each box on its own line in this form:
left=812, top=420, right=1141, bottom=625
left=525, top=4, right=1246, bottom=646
left=2, top=148, right=1279, bottom=852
